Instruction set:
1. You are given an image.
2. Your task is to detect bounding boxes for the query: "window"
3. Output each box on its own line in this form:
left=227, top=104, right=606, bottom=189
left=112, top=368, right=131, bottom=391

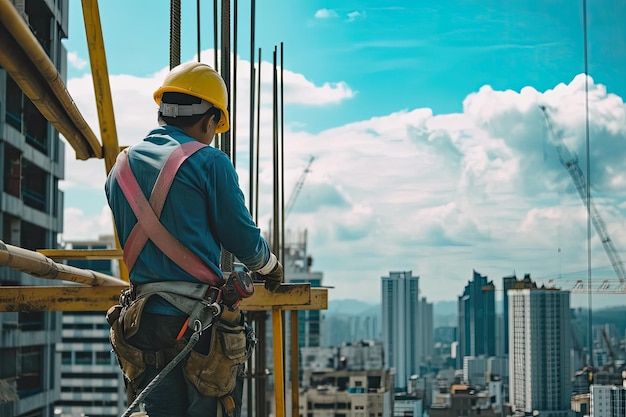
left=96, top=351, right=112, bottom=365
left=21, top=160, right=48, bottom=212
left=75, top=352, right=92, bottom=365
left=18, top=346, right=43, bottom=397
left=5, top=75, right=22, bottom=131
left=3, top=144, right=21, bottom=198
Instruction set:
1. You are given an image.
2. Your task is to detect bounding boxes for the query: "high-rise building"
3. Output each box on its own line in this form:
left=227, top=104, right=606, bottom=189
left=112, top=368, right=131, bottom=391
left=501, top=275, right=517, bottom=356
left=508, top=275, right=572, bottom=416
left=457, top=270, right=496, bottom=368
left=381, top=271, right=433, bottom=391
left=590, top=384, right=626, bottom=417
left=55, top=236, right=125, bottom=417
left=1, top=1, right=69, bottom=417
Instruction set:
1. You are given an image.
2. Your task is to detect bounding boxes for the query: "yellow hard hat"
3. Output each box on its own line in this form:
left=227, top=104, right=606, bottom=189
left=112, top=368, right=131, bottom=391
left=153, top=62, right=230, bottom=133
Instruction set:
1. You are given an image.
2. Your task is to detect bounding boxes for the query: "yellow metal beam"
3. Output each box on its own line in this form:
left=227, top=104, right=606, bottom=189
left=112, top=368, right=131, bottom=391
left=0, top=286, right=123, bottom=312
left=78, top=0, right=131, bottom=282
left=37, top=248, right=124, bottom=260
left=0, top=284, right=326, bottom=312
left=272, top=307, right=285, bottom=417
left=81, top=0, right=121, bottom=173
left=0, top=0, right=102, bottom=160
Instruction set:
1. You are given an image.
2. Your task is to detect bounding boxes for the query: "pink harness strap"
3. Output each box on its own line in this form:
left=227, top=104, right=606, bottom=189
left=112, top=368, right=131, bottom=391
left=115, top=142, right=223, bottom=286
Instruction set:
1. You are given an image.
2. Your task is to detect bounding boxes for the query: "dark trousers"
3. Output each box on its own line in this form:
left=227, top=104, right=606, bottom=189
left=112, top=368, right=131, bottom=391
left=126, top=313, right=244, bottom=417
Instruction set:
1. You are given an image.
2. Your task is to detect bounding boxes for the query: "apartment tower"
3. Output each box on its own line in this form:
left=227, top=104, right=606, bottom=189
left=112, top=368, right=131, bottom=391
left=0, top=1, right=69, bottom=417
left=381, top=271, right=433, bottom=391
left=508, top=275, right=572, bottom=416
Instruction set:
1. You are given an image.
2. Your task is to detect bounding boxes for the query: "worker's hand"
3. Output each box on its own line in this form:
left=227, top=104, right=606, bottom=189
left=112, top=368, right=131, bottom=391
left=260, top=261, right=283, bottom=292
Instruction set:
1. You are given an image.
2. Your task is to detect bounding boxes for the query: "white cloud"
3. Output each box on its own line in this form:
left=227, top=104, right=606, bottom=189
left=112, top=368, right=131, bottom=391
left=314, top=8, right=338, bottom=19
left=61, top=206, right=113, bottom=242
left=67, top=51, right=88, bottom=70
left=347, top=11, right=364, bottom=22
left=62, top=56, right=626, bottom=305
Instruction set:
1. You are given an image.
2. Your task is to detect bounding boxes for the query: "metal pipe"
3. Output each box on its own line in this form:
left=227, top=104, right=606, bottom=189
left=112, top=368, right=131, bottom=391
left=0, top=0, right=101, bottom=160
left=0, top=240, right=127, bottom=287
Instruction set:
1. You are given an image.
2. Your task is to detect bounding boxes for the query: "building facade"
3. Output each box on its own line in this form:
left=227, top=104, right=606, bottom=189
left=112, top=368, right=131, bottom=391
left=1, top=1, right=69, bottom=417
left=590, top=384, right=626, bottom=417
left=508, top=277, right=572, bottom=416
left=457, top=270, right=496, bottom=368
left=381, top=271, right=433, bottom=391
left=55, top=236, right=125, bottom=417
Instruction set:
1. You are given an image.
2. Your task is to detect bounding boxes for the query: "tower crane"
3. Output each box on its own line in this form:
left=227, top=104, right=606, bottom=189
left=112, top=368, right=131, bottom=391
left=285, top=156, right=315, bottom=218
left=540, top=105, right=626, bottom=293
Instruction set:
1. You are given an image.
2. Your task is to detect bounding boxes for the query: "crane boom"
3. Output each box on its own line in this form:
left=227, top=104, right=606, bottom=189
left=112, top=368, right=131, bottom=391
left=285, top=156, right=315, bottom=218
left=540, top=106, right=626, bottom=283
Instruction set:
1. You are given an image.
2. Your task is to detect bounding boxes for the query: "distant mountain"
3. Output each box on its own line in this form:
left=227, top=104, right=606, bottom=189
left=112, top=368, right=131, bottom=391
left=325, top=299, right=459, bottom=326
left=326, top=299, right=378, bottom=317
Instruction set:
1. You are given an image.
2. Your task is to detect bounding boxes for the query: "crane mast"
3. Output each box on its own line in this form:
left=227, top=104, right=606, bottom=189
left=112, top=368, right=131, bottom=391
left=540, top=105, right=626, bottom=283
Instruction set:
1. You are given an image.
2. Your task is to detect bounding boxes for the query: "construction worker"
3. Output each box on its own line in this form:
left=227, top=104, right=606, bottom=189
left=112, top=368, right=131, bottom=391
left=104, top=61, right=283, bottom=417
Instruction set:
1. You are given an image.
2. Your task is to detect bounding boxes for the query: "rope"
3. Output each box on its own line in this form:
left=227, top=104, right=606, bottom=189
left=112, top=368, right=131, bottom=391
left=120, top=320, right=203, bottom=417
left=169, top=0, right=181, bottom=69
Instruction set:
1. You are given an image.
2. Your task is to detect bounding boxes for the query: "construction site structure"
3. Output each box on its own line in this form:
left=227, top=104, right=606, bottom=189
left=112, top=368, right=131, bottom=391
left=0, top=1, right=328, bottom=417
left=539, top=105, right=626, bottom=293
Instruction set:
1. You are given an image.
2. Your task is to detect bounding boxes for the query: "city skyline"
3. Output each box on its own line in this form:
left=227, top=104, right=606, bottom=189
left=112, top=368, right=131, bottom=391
left=59, top=2, right=626, bottom=306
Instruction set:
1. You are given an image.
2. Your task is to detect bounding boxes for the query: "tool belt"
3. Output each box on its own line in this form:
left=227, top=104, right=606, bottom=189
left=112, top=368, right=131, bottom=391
left=183, top=307, right=248, bottom=398
left=107, top=282, right=250, bottom=399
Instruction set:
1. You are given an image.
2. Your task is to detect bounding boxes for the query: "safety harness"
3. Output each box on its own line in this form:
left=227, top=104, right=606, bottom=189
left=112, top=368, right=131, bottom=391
left=115, top=141, right=223, bottom=286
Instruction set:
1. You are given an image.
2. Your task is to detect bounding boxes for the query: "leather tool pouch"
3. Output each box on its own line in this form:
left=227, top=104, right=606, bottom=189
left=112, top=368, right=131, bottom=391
left=108, top=297, right=149, bottom=386
left=183, top=308, right=247, bottom=398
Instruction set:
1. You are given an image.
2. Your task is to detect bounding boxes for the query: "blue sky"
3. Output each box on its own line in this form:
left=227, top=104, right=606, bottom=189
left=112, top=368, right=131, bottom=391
left=61, top=1, right=626, bottom=306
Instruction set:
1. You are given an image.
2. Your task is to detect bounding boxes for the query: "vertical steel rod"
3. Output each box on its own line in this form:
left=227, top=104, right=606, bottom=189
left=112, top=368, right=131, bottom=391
left=196, top=0, right=201, bottom=61
left=291, top=310, right=299, bottom=417
left=254, top=48, right=262, bottom=223
left=213, top=0, right=218, bottom=69
left=169, top=0, right=181, bottom=69
left=232, top=0, right=238, bottom=167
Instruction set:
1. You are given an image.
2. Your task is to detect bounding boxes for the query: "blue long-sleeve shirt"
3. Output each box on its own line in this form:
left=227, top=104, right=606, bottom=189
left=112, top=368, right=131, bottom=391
left=105, top=125, right=270, bottom=314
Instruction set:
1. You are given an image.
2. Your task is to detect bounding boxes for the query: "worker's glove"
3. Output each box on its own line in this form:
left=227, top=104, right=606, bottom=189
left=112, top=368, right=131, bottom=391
left=260, top=261, right=283, bottom=292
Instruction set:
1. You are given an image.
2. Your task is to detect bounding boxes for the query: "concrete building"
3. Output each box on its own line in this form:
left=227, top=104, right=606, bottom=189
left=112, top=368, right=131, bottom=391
left=381, top=271, right=433, bottom=391
left=55, top=236, right=125, bottom=417
left=284, top=230, right=323, bottom=350
left=0, top=1, right=69, bottom=417
left=508, top=275, right=572, bottom=416
left=393, top=394, right=423, bottom=417
left=457, top=270, right=496, bottom=368
left=430, top=384, right=498, bottom=417
left=301, top=340, right=385, bottom=374
left=300, top=341, right=393, bottom=416
left=300, top=369, right=394, bottom=417
left=463, top=356, right=488, bottom=387
left=502, top=275, right=518, bottom=357
left=590, top=384, right=626, bottom=417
